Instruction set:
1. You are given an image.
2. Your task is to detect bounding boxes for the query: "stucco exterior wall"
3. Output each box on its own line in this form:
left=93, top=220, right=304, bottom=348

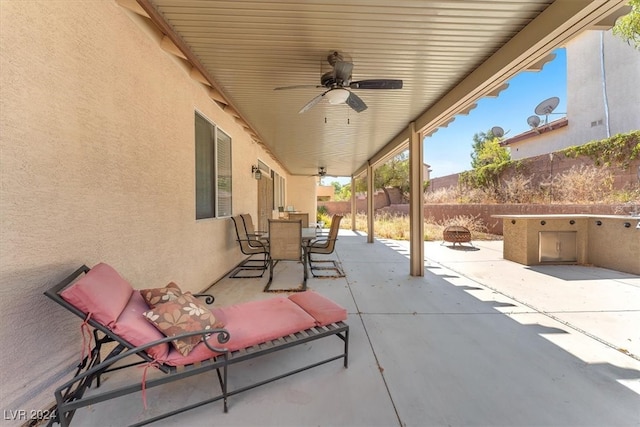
left=0, top=1, right=290, bottom=417
left=500, top=29, right=639, bottom=162
left=567, top=31, right=640, bottom=145
left=287, top=176, right=318, bottom=219
left=499, top=215, right=639, bottom=275
left=507, top=125, right=571, bottom=160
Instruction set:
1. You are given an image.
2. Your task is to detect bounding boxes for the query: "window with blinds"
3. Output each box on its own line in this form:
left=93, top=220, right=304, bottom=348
left=195, top=112, right=232, bottom=219
left=216, top=129, right=232, bottom=217
left=273, top=171, right=285, bottom=211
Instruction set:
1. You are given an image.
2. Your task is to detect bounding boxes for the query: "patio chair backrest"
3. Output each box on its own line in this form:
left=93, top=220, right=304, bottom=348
left=268, top=219, right=302, bottom=261
left=240, top=213, right=261, bottom=236
left=308, top=215, right=343, bottom=254
left=231, top=216, right=268, bottom=255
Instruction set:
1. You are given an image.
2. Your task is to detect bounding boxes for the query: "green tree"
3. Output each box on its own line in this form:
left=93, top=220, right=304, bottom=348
left=462, top=130, right=511, bottom=199
left=612, top=0, right=640, bottom=50
left=470, top=129, right=500, bottom=169
left=336, top=183, right=351, bottom=201
left=375, top=152, right=410, bottom=193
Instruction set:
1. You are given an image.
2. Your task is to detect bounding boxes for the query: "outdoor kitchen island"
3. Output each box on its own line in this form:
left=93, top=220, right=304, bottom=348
left=493, top=214, right=640, bottom=275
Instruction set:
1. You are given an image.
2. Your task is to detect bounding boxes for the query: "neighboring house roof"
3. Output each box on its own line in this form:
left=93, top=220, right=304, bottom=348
left=500, top=117, right=569, bottom=146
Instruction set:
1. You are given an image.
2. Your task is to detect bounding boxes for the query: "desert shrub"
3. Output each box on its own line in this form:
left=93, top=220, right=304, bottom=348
left=424, top=187, right=458, bottom=203
left=609, top=185, right=640, bottom=204
left=316, top=211, right=332, bottom=227
left=499, top=174, right=538, bottom=203
left=550, top=164, right=614, bottom=203
left=375, top=212, right=410, bottom=240
left=456, top=184, right=495, bottom=203
left=341, top=212, right=498, bottom=241
left=424, top=184, right=494, bottom=204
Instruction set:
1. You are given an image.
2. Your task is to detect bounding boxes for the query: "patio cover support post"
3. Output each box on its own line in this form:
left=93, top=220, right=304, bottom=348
left=409, top=122, right=424, bottom=276
left=350, top=176, right=357, bottom=232
left=366, top=163, right=374, bottom=243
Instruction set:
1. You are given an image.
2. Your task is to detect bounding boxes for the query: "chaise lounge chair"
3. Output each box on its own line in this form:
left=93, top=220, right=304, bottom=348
left=44, top=263, right=349, bottom=426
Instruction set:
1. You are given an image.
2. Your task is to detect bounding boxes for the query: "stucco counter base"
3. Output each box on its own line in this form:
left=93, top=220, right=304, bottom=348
left=493, top=214, right=640, bottom=275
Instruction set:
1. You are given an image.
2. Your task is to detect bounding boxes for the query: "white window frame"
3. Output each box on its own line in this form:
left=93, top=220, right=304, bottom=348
left=195, top=112, right=232, bottom=219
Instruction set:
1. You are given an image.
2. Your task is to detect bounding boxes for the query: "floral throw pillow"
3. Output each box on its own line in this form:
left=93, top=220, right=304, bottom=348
left=140, top=282, right=182, bottom=308
left=143, top=292, right=219, bottom=356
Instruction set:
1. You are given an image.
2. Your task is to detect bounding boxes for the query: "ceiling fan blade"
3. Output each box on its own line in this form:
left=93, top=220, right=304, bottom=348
left=274, top=84, right=321, bottom=90
left=298, top=92, right=326, bottom=114
left=350, top=79, right=403, bottom=90
left=334, top=60, right=354, bottom=83
left=345, top=91, right=367, bottom=113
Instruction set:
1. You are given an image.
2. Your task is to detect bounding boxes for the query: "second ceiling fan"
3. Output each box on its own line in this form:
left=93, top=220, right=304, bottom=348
left=275, top=51, right=403, bottom=114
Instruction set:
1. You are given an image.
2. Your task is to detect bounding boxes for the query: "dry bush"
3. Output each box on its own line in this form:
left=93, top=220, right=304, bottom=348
left=424, top=187, right=458, bottom=203
left=549, top=164, right=614, bottom=203
left=457, top=184, right=496, bottom=203
left=375, top=212, right=410, bottom=240
left=499, top=174, right=539, bottom=203
left=424, top=185, right=489, bottom=204
left=341, top=212, right=499, bottom=241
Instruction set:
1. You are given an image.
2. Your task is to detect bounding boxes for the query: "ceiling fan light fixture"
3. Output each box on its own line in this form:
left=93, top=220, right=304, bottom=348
left=325, top=88, right=350, bottom=105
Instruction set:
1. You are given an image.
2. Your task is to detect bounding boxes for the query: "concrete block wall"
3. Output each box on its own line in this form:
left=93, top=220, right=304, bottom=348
left=428, top=154, right=640, bottom=195
left=319, top=202, right=625, bottom=235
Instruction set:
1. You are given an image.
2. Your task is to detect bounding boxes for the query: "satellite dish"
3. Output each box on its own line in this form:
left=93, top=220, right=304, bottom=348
left=527, top=115, right=541, bottom=128
left=491, top=126, right=504, bottom=137
left=534, top=97, right=560, bottom=115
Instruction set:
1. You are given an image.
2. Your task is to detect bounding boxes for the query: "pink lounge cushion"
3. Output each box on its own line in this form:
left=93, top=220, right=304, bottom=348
left=112, top=291, right=170, bottom=361
left=60, top=263, right=133, bottom=327
left=288, top=291, right=347, bottom=326
left=143, top=292, right=222, bottom=356
left=164, top=297, right=316, bottom=366
left=139, top=282, right=182, bottom=308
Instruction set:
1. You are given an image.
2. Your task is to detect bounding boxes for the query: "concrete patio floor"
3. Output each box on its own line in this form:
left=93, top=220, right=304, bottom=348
left=70, top=231, right=640, bottom=426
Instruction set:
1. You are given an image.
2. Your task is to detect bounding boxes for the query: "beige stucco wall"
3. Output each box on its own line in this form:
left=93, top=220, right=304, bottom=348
left=317, top=185, right=335, bottom=200
left=501, top=217, right=589, bottom=265
left=287, top=176, right=318, bottom=220
left=0, top=0, right=295, bottom=417
left=502, top=29, right=639, bottom=161
left=566, top=30, right=640, bottom=144
left=507, top=125, right=571, bottom=160
left=587, top=217, right=640, bottom=274
left=499, top=215, right=639, bottom=274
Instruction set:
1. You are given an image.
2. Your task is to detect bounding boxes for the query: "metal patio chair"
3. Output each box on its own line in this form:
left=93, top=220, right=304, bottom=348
left=306, top=215, right=345, bottom=278
left=265, top=219, right=307, bottom=292
left=229, top=215, right=270, bottom=278
left=240, top=213, right=268, bottom=242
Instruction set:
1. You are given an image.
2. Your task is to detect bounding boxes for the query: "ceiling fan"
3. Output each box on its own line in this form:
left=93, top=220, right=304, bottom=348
left=310, top=167, right=328, bottom=177
left=274, top=51, right=403, bottom=114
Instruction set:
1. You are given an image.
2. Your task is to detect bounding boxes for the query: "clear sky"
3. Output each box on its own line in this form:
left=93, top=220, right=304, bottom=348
left=425, top=47, right=567, bottom=178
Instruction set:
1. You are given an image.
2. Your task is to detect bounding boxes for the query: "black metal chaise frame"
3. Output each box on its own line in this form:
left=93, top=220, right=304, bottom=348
left=44, top=265, right=349, bottom=427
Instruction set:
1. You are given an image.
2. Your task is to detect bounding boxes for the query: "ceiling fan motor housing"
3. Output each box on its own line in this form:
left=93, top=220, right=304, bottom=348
left=321, top=71, right=337, bottom=88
